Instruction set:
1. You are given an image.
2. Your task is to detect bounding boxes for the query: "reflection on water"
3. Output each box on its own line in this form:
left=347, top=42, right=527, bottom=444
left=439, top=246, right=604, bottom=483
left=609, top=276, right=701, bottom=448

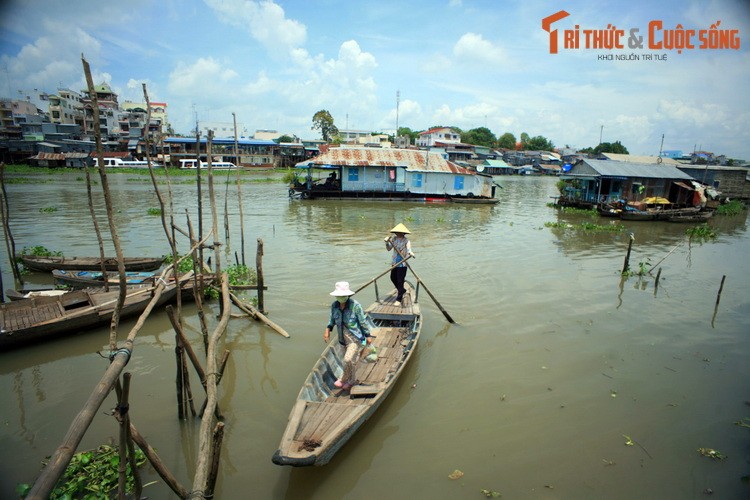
left=1, top=173, right=749, bottom=498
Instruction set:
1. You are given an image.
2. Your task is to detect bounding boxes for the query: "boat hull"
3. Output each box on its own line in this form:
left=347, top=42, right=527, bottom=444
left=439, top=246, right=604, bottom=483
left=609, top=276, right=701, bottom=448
left=272, top=284, right=422, bottom=466
left=20, top=255, right=164, bottom=272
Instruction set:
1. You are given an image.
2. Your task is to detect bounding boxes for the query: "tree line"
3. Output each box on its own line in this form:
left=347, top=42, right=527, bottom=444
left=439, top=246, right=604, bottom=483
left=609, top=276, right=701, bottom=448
left=310, top=109, right=629, bottom=154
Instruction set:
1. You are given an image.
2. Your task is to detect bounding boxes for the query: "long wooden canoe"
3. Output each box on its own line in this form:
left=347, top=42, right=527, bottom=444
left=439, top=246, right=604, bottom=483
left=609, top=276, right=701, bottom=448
left=272, top=283, right=422, bottom=466
left=19, top=255, right=164, bottom=273
left=52, top=269, right=158, bottom=288
left=0, top=277, right=205, bottom=351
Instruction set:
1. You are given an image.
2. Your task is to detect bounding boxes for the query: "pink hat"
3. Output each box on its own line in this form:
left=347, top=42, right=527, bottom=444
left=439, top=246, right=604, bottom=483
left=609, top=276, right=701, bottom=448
left=330, top=281, right=355, bottom=296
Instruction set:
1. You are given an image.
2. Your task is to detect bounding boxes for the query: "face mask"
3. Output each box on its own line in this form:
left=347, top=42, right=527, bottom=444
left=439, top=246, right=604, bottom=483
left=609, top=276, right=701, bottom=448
left=336, top=296, right=348, bottom=303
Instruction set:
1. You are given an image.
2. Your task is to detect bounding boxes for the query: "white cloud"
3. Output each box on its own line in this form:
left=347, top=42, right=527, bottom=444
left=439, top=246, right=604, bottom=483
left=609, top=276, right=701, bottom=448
left=204, top=0, right=306, bottom=55
left=453, top=33, right=511, bottom=66
left=168, top=57, right=239, bottom=104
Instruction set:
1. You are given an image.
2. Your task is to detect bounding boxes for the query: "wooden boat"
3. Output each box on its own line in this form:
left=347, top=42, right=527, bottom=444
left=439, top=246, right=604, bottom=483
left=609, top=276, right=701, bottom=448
left=272, top=283, right=422, bottom=466
left=19, top=255, right=164, bottom=273
left=52, top=269, right=157, bottom=288
left=0, top=276, right=204, bottom=351
left=620, top=209, right=656, bottom=221
left=5, top=288, right=68, bottom=301
left=666, top=210, right=714, bottom=223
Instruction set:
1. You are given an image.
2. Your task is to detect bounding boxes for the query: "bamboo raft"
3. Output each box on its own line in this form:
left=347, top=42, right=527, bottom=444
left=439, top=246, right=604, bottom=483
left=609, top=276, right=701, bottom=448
left=272, top=283, right=421, bottom=466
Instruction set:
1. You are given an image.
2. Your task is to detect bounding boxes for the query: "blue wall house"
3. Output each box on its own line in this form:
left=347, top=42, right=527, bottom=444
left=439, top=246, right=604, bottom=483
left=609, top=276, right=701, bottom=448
left=292, top=147, right=498, bottom=203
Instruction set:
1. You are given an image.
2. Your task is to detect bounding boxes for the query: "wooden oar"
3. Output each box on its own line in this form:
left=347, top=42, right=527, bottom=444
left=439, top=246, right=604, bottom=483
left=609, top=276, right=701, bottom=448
left=386, top=237, right=456, bottom=324
left=354, top=255, right=413, bottom=294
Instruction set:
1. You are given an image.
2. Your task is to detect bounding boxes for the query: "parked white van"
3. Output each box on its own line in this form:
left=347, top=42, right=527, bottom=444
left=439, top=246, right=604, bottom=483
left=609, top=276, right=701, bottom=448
left=179, top=159, right=238, bottom=169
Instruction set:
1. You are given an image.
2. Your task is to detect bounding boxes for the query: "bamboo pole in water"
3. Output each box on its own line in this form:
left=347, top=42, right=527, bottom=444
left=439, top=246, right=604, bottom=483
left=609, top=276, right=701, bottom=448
left=0, top=163, right=23, bottom=291
left=229, top=291, right=290, bottom=338
left=622, top=233, right=634, bottom=275
left=233, top=112, right=246, bottom=266
left=256, top=238, right=265, bottom=313
left=83, top=165, right=109, bottom=292
left=129, top=423, right=190, bottom=498
left=82, top=55, right=127, bottom=349
left=191, top=276, right=231, bottom=497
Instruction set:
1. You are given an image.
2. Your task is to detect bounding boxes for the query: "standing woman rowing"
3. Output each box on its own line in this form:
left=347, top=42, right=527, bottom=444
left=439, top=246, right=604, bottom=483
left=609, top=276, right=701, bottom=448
left=384, top=223, right=415, bottom=306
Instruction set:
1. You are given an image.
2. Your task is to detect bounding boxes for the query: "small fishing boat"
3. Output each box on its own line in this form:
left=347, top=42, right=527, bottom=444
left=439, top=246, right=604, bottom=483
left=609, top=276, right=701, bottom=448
left=666, top=210, right=714, bottom=223
left=620, top=209, right=656, bottom=221
left=52, top=269, right=158, bottom=288
left=0, top=275, right=206, bottom=351
left=272, top=283, right=422, bottom=466
left=19, top=255, right=164, bottom=273
left=5, top=288, right=68, bottom=301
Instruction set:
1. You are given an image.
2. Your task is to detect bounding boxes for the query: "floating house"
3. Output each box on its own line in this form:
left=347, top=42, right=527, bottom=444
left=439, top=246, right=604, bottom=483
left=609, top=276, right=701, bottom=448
left=559, top=159, right=699, bottom=209
left=290, top=147, right=499, bottom=203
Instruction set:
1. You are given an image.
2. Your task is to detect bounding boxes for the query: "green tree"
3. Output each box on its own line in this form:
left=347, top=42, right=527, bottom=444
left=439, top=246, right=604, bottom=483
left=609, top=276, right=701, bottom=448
left=311, top=110, right=338, bottom=142
left=497, top=132, right=516, bottom=149
left=396, top=127, right=419, bottom=142
left=522, top=134, right=555, bottom=151
left=277, top=134, right=294, bottom=143
left=592, top=140, right=629, bottom=154
left=461, top=127, right=497, bottom=148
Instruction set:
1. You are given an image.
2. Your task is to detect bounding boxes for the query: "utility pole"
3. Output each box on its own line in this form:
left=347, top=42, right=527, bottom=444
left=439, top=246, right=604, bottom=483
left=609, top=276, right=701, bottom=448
left=599, top=125, right=603, bottom=145
left=396, top=90, right=400, bottom=138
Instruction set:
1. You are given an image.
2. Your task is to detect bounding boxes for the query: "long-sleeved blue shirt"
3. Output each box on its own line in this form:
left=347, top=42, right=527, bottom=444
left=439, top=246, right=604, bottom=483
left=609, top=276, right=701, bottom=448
left=327, top=298, right=372, bottom=345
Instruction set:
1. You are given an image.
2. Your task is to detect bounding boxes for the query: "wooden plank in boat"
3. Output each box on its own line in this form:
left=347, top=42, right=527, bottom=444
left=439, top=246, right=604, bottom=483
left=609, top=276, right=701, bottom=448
left=293, top=401, right=331, bottom=441
left=350, top=383, right=385, bottom=397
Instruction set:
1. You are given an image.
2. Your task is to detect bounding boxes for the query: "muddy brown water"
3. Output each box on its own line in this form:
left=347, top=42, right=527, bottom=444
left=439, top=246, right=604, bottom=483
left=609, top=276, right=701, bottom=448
left=1, top=173, right=749, bottom=499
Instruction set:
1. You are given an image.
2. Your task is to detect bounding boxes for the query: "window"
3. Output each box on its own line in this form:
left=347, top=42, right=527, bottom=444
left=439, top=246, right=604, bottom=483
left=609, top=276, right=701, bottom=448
left=348, top=167, right=359, bottom=181
left=454, top=176, right=464, bottom=190
left=413, top=173, right=423, bottom=187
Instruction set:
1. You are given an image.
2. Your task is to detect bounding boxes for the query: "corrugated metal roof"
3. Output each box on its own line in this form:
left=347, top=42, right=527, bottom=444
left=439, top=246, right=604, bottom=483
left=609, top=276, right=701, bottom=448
left=584, top=159, right=695, bottom=180
left=299, top=147, right=475, bottom=175
left=29, top=153, right=65, bottom=160
left=601, top=153, right=681, bottom=165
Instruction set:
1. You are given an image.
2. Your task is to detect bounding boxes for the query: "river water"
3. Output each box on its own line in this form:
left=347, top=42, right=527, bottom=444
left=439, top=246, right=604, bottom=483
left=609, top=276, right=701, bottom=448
left=1, top=172, right=749, bottom=499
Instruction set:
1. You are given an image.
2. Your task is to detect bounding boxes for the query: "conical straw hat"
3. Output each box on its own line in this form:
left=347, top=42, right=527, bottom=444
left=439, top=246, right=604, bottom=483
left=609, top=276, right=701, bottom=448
left=390, top=223, right=411, bottom=234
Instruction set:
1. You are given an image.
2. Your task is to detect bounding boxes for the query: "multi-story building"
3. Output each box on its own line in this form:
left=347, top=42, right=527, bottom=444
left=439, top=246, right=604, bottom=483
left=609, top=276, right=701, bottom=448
left=48, top=89, right=85, bottom=127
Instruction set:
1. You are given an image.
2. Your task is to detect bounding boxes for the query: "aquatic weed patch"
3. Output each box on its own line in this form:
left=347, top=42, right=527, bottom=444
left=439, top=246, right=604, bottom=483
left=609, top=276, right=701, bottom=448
left=716, top=200, right=744, bottom=216
left=545, top=221, right=625, bottom=232
left=16, top=445, right=147, bottom=499
left=685, top=224, right=716, bottom=241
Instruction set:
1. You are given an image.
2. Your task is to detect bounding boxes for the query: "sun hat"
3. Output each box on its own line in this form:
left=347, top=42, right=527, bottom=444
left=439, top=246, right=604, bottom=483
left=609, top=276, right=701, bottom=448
left=330, top=281, right=355, bottom=296
left=390, top=223, right=411, bottom=234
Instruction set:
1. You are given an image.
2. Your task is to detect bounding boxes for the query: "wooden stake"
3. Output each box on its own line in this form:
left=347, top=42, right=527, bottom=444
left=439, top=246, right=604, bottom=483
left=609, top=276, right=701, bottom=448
left=206, top=422, right=225, bottom=497
left=715, top=275, right=726, bottom=308
left=654, top=267, right=662, bottom=293
left=622, top=234, right=634, bottom=275
left=233, top=112, right=246, bottom=266
left=256, top=238, right=265, bottom=313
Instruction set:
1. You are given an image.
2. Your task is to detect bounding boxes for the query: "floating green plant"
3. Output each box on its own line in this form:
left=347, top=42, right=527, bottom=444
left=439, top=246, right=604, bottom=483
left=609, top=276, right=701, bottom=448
left=147, top=207, right=161, bottom=216
left=39, top=206, right=58, bottom=213
left=685, top=224, right=716, bottom=240
left=716, top=200, right=744, bottom=216
left=36, top=445, right=145, bottom=499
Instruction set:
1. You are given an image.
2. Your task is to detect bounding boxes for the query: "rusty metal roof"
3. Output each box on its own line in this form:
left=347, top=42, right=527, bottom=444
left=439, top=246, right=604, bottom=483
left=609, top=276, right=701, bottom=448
left=300, top=147, right=475, bottom=175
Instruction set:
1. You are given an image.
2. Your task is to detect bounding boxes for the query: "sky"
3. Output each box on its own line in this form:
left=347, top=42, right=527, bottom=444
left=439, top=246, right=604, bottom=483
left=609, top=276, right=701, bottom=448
left=1, top=0, right=749, bottom=159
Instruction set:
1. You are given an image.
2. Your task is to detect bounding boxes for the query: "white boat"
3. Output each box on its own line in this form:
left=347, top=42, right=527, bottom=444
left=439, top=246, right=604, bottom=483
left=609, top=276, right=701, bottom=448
left=179, top=159, right=238, bottom=169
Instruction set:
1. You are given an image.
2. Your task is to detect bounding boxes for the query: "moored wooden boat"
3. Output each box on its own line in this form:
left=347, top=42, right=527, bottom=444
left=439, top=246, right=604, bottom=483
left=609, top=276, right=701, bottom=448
left=272, top=283, right=422, bottom=466
left=19, top=255, right=164, bottom=273
left=620, top=209, right=656, bottom=221
left=666, top=210, right=714, bottom=223
left=52, top=269, right=158, bottom=288
left=0, top=276, right=206, bottom=351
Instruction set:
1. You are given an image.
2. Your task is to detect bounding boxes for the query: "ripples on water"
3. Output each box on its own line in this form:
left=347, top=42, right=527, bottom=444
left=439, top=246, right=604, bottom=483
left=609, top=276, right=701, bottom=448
left=1, top=173, right=749, bottom=498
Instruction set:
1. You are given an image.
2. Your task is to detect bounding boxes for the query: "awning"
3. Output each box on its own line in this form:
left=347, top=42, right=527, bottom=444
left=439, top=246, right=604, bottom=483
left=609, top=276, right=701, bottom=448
left=673, top=181, right=694, bottom=190
left=127, top=139, right=140, bottom=148
left=37, top=141, right=61, bottom=148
